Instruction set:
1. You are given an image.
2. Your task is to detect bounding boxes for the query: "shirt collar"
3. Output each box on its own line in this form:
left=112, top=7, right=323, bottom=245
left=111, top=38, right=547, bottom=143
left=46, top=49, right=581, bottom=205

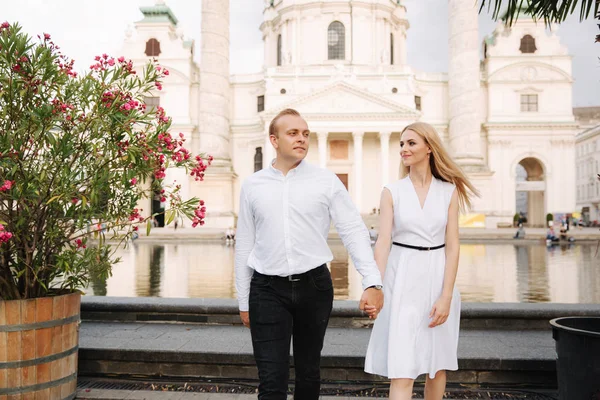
left=269, top=158, right=307, bottom=176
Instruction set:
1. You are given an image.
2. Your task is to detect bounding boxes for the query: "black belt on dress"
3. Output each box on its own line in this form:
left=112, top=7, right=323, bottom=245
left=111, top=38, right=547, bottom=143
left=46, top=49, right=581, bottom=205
left=393, top=242, right=445, bottom=251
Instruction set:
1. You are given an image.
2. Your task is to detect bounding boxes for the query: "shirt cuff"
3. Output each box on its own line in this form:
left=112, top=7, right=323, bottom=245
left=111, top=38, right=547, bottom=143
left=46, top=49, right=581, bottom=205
left=362, top=274, right=383, bottom=291
left=238, top=297, right=249, bottom=312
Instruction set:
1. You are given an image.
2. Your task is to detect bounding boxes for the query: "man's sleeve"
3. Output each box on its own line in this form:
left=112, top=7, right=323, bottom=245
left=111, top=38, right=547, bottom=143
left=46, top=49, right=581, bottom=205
left=329, top=175, right=383, bottom=289
left=234, top=184, right=256, bottom=311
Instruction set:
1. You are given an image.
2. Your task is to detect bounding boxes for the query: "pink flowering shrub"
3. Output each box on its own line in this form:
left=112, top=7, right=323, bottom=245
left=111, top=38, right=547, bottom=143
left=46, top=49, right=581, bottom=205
left=0, top=23, right=211, bottom=300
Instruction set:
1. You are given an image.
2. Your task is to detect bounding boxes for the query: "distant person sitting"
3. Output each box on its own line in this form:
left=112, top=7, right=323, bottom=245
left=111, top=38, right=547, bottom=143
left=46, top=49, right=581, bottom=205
left=368, top=226, right=378, bottom=244
left=546, top=226, right=559, bottom=242
left=226, top=227, right=236, bottom=242
left=513, top=223, right=525, bottom=239
left=559, top=225, right=569, bottom=241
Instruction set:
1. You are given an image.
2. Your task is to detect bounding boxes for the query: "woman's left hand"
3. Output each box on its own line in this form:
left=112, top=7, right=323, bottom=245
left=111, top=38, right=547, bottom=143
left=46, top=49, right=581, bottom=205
left=429, top=296, right=452, bottom=328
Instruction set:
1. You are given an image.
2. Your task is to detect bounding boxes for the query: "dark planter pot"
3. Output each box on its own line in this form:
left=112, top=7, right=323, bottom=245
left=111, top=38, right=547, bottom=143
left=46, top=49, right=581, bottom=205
left=550, top=317, right=600, bottom=400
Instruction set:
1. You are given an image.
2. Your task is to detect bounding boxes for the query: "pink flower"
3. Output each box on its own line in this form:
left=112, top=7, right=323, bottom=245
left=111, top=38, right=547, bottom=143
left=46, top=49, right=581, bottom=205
left=0, top=180, right=13, bottom=191
left=118, top=56, right=125, bottom=63
left=0, top=224, right=13, bottom=244
left=133, top=226, right=139, bottom=232
left=1, top=22, right=9, bottom=30
left=71, top=198, right=78, bottom=204
left=43, top=33, right=51, bottom=40
left=129, top=208, right=141, bottom=221
left=130, top=178, right=137, bottom=185
left=163, top=69, right=169, bottom=76
left=107, top=58, right=115, bottom=66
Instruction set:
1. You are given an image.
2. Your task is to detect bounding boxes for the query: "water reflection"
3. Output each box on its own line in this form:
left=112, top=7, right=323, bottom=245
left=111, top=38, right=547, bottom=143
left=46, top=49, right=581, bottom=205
left=85, top=242, right=600, bottom=303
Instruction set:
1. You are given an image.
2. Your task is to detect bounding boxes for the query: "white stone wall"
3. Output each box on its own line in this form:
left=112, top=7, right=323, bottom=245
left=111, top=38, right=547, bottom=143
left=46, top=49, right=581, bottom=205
left=576, top=125, right=600, bottom=223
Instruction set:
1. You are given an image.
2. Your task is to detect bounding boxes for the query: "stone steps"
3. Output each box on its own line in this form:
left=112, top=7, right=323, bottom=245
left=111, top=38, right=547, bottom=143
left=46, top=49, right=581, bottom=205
left=78, top=321, right=556, bottom=386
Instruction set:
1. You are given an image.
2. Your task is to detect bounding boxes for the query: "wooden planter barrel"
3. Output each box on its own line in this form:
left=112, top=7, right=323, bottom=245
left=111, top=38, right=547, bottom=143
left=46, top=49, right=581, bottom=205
left=0, top=292, right=80, bottom=400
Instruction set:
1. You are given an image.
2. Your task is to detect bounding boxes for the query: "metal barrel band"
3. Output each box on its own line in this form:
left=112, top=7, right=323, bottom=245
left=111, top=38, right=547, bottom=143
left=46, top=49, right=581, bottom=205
left=0, top=345, right=78, bottom=369
left=0, top=371, right=77, bottom=395
left=0, top=314, right=80, bottom=332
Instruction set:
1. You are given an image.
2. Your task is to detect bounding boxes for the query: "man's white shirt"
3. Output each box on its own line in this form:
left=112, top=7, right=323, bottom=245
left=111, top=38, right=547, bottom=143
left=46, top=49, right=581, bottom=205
left=234, top=160, right=383, bottom=311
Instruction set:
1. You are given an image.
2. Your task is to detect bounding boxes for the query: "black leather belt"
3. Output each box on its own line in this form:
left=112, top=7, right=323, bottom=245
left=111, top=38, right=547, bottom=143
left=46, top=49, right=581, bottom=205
left=393, top=242, right=445, bottom=251
left=254, top=264, right=327, bottom=282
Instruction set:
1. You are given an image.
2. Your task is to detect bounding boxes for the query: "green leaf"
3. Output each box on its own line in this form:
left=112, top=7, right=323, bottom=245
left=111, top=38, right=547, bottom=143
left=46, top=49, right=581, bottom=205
left=165, top=210, right=175, bottom=226
left=146, top=219, right=152, bottom=236
left=47, top=195, right=62, bottom=204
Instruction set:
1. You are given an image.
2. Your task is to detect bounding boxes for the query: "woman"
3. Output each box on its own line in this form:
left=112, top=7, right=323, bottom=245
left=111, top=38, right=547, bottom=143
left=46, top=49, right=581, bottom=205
left=364, top=122, right=479, bottom=399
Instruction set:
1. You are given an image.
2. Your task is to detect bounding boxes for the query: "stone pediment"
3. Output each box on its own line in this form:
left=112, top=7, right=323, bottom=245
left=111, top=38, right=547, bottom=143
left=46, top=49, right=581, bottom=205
left=487, top=62, right=572, bottom=83
left=263, top=81, right=420, bottom=120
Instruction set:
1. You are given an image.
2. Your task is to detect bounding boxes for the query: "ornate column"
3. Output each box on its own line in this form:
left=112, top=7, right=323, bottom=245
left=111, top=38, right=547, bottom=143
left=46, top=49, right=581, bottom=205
left=353, top=131, right=365, bottom=213
left=194, top=0, right=235, bottom=228
left=448, top=0, right=485, bottom=169
left=379, top=131, right=391, bottom=187
left=199, top=0, right=232, bottom=168
left=317, top=132, right=328, bottom=169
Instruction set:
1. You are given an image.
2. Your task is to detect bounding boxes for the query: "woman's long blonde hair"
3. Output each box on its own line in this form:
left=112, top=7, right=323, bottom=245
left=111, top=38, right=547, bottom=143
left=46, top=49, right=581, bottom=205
left=400, top=122, right=480, bottom=213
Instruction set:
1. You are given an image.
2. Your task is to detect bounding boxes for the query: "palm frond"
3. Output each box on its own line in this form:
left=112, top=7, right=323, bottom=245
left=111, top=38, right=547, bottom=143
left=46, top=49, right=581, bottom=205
left=479, top=0, right=599, bottom=27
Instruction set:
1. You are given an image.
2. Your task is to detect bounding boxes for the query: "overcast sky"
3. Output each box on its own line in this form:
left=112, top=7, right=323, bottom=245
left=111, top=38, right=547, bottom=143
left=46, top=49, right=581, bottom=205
left=2, top=0, right=598, bottom=106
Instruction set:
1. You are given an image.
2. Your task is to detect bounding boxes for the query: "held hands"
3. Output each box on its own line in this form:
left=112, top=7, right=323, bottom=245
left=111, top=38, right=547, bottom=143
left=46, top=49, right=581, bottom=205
left=239, top=311, right=250, bottom=328
left=359, top=287, right=384, bottom=320
left=429, top=295, right=452, bottom=328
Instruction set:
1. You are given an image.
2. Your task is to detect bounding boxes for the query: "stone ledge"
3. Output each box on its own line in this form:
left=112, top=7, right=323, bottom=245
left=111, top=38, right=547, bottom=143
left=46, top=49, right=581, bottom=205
left=81, top=296, right=600, bottom=329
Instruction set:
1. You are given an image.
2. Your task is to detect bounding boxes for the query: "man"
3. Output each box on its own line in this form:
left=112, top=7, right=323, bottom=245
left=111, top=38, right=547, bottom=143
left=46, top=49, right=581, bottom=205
left=235, top=108, right=384, bottom=400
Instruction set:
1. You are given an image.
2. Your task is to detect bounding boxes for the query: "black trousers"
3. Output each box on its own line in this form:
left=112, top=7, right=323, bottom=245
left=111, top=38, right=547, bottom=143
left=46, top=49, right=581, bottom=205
left=249, top=264, right=334, bottom=400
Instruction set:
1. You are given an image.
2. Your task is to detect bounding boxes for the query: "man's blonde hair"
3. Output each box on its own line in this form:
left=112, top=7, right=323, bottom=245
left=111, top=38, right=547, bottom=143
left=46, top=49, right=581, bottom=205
left=269, top=108, right=301, bottom=138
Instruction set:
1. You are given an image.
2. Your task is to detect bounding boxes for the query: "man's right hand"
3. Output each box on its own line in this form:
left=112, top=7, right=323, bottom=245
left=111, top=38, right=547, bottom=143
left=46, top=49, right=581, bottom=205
left=240, top=311, right=250, bottom=328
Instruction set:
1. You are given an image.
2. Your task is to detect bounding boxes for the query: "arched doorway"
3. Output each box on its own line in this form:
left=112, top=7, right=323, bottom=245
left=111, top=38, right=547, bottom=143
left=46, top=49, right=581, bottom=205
left=515, top=157, right=546, bottom=227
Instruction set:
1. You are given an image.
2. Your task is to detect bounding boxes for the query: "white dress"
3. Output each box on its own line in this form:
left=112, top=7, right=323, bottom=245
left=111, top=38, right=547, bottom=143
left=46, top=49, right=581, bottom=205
left=364, top=176, right=461, bottom=379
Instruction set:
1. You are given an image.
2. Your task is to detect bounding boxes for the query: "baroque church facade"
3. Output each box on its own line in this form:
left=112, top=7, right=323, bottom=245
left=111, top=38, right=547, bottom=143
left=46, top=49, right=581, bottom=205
left=122, top=0, right=578, bottom=229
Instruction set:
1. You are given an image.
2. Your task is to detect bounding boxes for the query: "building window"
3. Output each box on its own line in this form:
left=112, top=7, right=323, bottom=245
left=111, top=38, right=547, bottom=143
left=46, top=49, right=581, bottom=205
left=520, top=94, right=538, bottom=112
left=390, top=33, right=394, bottom=65
left=415, top=95, right=422, bottom=111
left=327, top=21, right=345, bottom=60
left=145, top=38, right=161, bottom=57
left=330, top=140, right=349, bottom=160
left=257, top=95, right=265, bottom=112
left=277, top=34, right=282, bottom=66
left=143, top=96, right=160, bottom=113
left=519, top=35, right=537, bottom=54
left=254, top=147, right=263, bottom=172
